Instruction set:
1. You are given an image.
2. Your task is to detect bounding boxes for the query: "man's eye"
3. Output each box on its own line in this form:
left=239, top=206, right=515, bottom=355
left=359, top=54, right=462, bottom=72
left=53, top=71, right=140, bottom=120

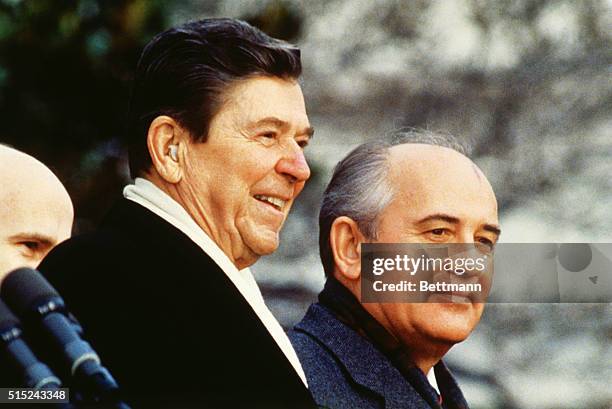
left=18, top=241, right=42, bottom=255
left=297, top=139, right=309, bottom=149
left=477, top=237, right=495, bottom=250
left=426, top=228, right=450, bottom=242
left=257, top=132, right=277, bottom=146
left=21, top=241, right=40, bottom=250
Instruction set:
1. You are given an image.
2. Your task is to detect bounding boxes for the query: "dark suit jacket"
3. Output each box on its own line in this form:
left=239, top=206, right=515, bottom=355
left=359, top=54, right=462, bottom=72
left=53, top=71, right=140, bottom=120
left=38, top=198, right=315, bottom=409
left=289, top=303, right=467, bottom=409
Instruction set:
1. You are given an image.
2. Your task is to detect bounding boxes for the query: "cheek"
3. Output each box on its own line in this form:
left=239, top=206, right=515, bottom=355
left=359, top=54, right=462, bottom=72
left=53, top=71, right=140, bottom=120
left=385, top=304, right=420, bottom=336
left=473, top=303, right=485, bottom=323
left=224, top=151, right=273, bottom=188
left=0, top=244, right=31, bottom=277
left=435, top=304, right=482, bottom=335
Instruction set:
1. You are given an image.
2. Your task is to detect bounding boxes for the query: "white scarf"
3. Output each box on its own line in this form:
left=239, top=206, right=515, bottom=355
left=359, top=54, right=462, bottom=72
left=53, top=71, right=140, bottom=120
left=124, top=178, right=308, bottom=386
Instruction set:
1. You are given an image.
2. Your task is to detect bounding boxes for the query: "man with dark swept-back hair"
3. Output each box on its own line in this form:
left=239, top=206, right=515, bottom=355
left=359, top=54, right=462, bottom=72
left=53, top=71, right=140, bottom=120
left=40, top=18, right=316, bottom=409
left=127, top=17, right=303, bottom=178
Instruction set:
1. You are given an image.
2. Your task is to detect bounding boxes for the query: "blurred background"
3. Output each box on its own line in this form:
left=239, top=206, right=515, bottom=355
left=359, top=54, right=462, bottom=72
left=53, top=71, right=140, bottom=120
left=0, top=0, right=610, bottom=407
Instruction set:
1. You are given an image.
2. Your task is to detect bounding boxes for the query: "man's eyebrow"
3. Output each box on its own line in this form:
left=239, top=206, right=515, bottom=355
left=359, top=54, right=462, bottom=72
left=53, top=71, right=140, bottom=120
left=251, top=117, right=287, bottom=129
left=416, top=214, right=460, bottom=225
left=9, top=233, right=54, bottom=247
left=417, top=214, right=501, bottom=237
left=300, top=126, right=315, bottom=139
left=250, top=117, right=314, bottom=138
left=483, top=224, right=502, bottom=237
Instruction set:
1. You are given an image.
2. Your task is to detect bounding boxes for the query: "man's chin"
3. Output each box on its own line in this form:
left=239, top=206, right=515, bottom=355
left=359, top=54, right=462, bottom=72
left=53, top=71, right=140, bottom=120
left=419, top=304, right=482, bottom=343
left=246, top=231, right=281, bottom=257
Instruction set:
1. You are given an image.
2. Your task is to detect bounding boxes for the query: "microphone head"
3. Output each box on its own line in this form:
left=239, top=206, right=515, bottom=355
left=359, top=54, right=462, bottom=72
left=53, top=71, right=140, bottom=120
left=0, top=299, right=20, bottom=333
left=0, top=268, right=60, bottom=318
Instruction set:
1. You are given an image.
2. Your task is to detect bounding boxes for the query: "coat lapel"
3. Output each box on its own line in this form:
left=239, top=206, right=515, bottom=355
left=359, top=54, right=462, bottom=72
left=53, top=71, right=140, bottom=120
left=296, top=304, right=431, bottom=409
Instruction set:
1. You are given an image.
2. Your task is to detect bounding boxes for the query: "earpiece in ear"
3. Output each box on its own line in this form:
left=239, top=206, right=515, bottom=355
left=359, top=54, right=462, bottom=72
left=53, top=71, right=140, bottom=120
left=168, top=145, right=178, bottom=161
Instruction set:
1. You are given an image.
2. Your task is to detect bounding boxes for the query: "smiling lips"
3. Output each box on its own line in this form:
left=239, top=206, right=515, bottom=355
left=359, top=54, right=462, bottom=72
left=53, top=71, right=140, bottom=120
left=254, top=194, right=288, bottom=211
left=430, top=292, right=473, bottom=304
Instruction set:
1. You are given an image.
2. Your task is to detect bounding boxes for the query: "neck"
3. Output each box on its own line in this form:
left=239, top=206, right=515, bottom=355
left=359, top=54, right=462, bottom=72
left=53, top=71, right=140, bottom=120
left=409, top=346, right=449, bottom=375
left=142, top=172, right=257, bottom=270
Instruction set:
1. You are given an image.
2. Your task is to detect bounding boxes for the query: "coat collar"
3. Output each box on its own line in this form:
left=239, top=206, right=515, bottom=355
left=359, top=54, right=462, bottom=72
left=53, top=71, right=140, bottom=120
left=295, top=303, right=432, bottom=409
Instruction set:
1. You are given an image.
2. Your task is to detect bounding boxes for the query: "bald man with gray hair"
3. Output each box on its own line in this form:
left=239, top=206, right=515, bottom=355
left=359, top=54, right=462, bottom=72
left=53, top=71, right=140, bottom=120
left=0, top=144, right=73, bottom=280
left=290, top=129, right=500, bottom=409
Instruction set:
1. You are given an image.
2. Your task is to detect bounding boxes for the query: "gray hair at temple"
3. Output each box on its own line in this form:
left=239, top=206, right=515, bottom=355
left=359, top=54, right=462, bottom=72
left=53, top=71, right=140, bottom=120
left=318, top=128, right=470, bottom=276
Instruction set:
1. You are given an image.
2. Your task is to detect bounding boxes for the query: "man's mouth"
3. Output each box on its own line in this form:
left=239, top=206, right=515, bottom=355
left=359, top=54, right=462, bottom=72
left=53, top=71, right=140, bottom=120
left=253, top=194, right=287, bottom=211
left=430, top=291, right=473, bottom=304
left=449, top=294, right=472, bottom=303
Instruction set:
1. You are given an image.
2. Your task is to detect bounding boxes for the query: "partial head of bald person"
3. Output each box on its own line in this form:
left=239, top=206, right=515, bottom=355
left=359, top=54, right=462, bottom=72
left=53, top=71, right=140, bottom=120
left=0, top=145, right=74, bottom=280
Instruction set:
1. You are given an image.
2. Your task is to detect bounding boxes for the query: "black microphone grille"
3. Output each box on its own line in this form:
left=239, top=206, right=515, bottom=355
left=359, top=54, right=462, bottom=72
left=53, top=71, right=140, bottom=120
left=0, top=299, right=20, bottom=332
left=0, top=268, right=60, bottom=318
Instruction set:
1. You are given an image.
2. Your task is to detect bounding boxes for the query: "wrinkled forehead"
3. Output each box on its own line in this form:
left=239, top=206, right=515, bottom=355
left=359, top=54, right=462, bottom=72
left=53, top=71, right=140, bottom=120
left=222, top=76, right=307, bottom=116
left=387, top=144, right=498, bottom=216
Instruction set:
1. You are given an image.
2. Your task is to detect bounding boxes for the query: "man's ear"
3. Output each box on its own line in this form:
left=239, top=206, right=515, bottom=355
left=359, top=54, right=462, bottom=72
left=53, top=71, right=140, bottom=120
left=147, top=115, right=185, bottom=184
left=330, top=216, right=365, bottom=281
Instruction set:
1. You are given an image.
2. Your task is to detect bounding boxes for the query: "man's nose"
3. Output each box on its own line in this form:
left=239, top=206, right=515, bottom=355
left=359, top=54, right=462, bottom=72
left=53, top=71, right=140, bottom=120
left=275, top=141, right=311, bottom=183
left=455, top=231, right=475, bottom=245
left=453, top=234, right=487, bottom=257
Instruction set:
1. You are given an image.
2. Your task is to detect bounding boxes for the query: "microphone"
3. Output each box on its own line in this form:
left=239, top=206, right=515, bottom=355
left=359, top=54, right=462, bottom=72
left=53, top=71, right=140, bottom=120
left=1, top=268, right=130, bottom=408
left=0, top=299, right=61, bottom=389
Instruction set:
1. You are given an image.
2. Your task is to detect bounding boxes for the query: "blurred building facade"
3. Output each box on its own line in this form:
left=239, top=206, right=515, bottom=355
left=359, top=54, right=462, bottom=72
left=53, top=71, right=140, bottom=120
left=0, top=1, right=610, bottom=408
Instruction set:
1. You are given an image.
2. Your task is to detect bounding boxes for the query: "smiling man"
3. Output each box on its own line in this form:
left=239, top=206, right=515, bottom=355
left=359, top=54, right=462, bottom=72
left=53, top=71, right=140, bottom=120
left=289, top=129, right=500, bottom=409
left=0, top=145, right=73, bottom=280
left=39, top=19, right=315, bottom=409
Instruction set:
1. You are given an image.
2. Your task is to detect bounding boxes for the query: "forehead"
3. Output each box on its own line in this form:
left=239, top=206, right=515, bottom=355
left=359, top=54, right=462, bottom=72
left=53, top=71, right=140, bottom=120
left=0, top=162, right=73, bottom=242
left=386, top=144, right=498, bottom=221
left=0, top=190, right=69, bottom=240
left=217, top=76, right=309, bottom=126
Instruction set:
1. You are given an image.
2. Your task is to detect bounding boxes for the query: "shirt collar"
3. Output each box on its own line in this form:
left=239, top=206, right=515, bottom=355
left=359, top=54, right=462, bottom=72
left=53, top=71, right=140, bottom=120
left=123, top=177, right=244, bottom=277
